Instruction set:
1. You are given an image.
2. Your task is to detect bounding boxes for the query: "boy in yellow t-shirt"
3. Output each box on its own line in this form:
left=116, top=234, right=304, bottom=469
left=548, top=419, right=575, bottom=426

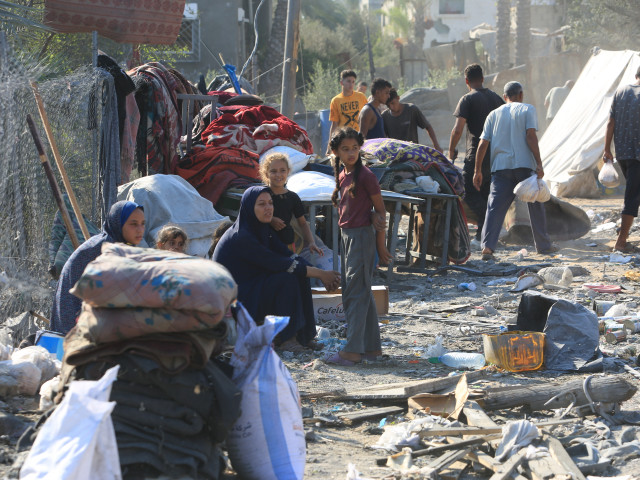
left=326, top=70, right=368, bottom=154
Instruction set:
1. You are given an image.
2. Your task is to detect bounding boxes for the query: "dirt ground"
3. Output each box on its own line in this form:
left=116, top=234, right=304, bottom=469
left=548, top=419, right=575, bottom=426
left=283, top=195, right=640, bottom=480
left=2, top=196, right=640, bottom=479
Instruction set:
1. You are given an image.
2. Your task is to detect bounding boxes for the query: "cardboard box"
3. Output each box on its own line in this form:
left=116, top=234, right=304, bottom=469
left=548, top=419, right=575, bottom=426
left=311, top=286, right=389, bottom=322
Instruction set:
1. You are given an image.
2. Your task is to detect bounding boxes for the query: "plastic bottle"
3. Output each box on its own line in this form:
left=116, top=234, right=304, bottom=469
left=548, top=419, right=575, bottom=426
left=428, top=352, right=486, bottom=369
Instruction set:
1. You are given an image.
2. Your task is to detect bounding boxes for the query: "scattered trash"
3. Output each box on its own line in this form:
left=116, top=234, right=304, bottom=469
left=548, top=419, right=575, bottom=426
left=610, top=253, right=633, bottom=264
left=538, top=266, right=573, bottom=288
left=583, top=284, right=622, bottom=294
left=495, top=420, right=540, bottom=462
left=425, top=336, right=446, bottom=358
left=472, top=307, right=488, bottom=317
left=603, top=304, right=629, bottom=318
left=457, top=282, right=476, bottom=291
left=316, top=326, right=331, bottom=341
left=624, top=271, right=640, bottom=281
left=511, top=273, right=544, bottom=292
left=591, top=222, right=617, bottom=233
left=429, top=352, right=486, bottom=369
left=487, top=277, right=518, bottom=286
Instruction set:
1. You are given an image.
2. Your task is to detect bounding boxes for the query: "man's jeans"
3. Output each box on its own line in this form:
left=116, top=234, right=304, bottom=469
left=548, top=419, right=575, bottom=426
left=481, top=168, right=552, bottom=253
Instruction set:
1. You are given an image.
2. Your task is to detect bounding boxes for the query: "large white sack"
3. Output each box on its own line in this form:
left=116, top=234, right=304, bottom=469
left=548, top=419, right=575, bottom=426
left=259, top=146, right=314, bottom=175
left=287, top=170, right=336, bottom=201
left=117, top=174, right=229, bottom=257
left=20, top=366, right=121, bottom=480
left=226, top=304, right=305, bottom=480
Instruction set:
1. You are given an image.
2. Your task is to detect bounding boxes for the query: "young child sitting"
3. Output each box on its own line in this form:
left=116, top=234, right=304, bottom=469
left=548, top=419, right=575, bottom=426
left=259, top=152, right=323, bottom=257
left=156, top=225, right=188, bottom=254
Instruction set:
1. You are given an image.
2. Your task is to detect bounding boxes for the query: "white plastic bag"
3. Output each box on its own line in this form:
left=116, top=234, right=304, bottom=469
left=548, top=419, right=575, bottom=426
left=514, top=174, right=551, bottom=203
left=20, top=366, right=121, bottom=480
left=226, top=304, right=305, bottom=480
left=12, top=346, right=59, bottom=385
left=598, top=161, right=620, bottom=188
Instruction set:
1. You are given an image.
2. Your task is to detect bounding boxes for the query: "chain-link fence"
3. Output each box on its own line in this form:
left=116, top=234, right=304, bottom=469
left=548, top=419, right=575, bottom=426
left=0, top=35, right=102, bottom=322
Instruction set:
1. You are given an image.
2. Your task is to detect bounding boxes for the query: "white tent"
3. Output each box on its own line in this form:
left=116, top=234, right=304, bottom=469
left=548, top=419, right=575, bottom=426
left=540, top=49, right=640, bottom=197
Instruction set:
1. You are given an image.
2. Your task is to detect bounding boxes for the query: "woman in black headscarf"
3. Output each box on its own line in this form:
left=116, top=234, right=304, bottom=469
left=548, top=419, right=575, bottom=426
left=213, top=186, right=340, bottom=351
left=51, top=200, right=145, bottom=335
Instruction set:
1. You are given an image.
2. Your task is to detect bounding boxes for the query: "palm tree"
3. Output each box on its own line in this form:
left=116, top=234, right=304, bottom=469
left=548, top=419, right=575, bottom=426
left=495, top=0, right=510, bottom=72
left=515, top=0, right=530, bottom=66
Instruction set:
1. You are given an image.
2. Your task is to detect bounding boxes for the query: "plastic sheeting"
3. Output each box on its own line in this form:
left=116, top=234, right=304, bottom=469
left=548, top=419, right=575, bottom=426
left=540, top=50, right=640, bottom=197
left=286, top=171, right=335, bottom=201
left=117, top=174, right=229, bottom=257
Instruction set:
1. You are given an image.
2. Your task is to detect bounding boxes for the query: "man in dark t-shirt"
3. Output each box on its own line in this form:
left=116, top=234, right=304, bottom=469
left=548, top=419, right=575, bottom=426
left=448, top=64, right=504, bottom=243
left=383, top=89, right=442, bottom=151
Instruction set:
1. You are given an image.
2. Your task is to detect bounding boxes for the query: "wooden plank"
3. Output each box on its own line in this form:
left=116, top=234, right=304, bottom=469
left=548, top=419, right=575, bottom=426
left=462, top=400, right=502, bottom=449
left=422, top=448, right=472, bottom=480
left=489, top=448, right=528, bottom=480
left=467, top=450, right=499, bottom=472
left=481, top=375, right=636, bottom=411
left=544, top=435, right=587, bottom=480
left=419, top=426, right=502, bottom=437
left=439, top=460, right=469, bottom=480
left=375, top=434, right=501, bottom=467
left=336, top=370, right=489, bottom=401
left=528, top=455, right=571, bottom=480
left=337, top=406, right=404, bottom=425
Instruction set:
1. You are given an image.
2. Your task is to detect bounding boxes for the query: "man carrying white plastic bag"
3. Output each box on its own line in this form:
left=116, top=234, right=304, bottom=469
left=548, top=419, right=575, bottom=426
left=473, top=81, right=557, bottom=260
left=226, top=304, right=305, bottom=480
left=20, top=366, right=121, bottom=480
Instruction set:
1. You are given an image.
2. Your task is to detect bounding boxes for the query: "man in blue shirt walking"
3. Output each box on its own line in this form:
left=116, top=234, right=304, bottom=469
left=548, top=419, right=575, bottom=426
left=473, top=81, right=557, bottom=260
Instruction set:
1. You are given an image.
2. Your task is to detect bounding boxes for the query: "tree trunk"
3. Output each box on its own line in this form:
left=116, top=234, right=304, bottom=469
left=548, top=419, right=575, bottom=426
left=495, top=0, right=510, bottom=72
left=259, top=0, right=288, bottom=97
left=515, top=0, right=531, bottom=67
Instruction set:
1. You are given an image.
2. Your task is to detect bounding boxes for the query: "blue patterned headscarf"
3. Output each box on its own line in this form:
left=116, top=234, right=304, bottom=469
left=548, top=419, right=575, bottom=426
left=50, top=200, right=143, bottom=334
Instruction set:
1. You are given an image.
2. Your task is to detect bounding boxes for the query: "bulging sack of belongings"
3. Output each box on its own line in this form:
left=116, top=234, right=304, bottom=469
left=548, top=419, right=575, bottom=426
left=598, top=161, right=620, bottom=188
left=71, top=244, right=237, bottom=313
left=21, top=366, right=121, bottom=480
left=76, top=304, right=225, bottom=344
left=0, top=346, right=59, bottom=396
left=226, top=304, right=305, bottom=480
left=513, top=174, right=551, bottom=203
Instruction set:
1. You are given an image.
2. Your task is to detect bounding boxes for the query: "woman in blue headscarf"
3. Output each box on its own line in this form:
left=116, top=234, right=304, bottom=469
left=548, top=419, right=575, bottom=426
left=213, top=186, right=340, bottom=352
left=51, top=200, right=145, bottom=335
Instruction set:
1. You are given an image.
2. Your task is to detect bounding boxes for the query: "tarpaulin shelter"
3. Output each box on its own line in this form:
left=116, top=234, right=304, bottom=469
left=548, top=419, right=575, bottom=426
left=44, top=0, right=186, bottom=45
left=540, top=49, right=640, bottom=198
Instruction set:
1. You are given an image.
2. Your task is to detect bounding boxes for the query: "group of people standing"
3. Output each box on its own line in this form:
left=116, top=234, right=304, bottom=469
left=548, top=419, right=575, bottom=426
left=326, top=70, right=442, bottom=151
left=327, top=64, right=558, bottom=260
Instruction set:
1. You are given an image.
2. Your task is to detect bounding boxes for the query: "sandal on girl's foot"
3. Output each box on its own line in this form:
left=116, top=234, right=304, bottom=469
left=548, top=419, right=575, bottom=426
left=323, top=351, right=359, bottom=366
left=481, top=252, right=495, bottom=261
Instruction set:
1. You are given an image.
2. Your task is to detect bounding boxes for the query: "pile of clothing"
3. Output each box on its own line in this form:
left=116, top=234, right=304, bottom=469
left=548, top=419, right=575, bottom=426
left=57, top=243, right=240, bottom=479
left=175, top=105, right=314, bottom=205
left=128, top=62, right=200, bottom=176
left=361, top=138, right=470, bottom=264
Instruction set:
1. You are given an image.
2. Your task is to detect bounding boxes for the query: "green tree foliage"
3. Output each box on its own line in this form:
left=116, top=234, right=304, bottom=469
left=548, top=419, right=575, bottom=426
left=565, top=0, right=640, bottom=50
left=303, top=60, right=338, bottom=112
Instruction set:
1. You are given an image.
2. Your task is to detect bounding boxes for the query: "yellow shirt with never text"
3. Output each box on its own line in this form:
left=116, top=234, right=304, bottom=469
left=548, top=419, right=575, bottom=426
left=329, top=91, right=368, bottom=130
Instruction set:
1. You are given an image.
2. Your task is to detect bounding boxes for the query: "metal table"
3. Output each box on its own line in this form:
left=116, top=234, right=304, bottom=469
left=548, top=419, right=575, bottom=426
left=398, top=191, right=460, bottom=271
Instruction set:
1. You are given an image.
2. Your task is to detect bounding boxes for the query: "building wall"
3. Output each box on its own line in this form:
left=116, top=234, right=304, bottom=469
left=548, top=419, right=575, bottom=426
left=424, top=0, right=497, bottom=47
left=176, top=0, right=243, bottom=82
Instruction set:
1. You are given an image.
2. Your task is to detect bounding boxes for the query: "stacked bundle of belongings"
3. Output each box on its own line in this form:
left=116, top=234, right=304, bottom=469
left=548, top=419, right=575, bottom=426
left=175, top=105, right=314, bottom=205
left=128, top=62, right=201, bottom=177
left=361, top=138, right=470, bottom=264
left=57, top=243, right=240, bottom=479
